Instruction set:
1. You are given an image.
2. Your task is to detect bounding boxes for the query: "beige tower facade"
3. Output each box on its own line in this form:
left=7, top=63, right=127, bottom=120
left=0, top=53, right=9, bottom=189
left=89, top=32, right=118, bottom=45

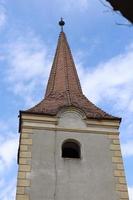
left=16, top=22, right=129, bottom=200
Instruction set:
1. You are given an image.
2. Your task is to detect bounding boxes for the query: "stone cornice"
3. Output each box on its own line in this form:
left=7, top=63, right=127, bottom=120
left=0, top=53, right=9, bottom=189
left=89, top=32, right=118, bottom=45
left=21, top=113, right=120, bottom=135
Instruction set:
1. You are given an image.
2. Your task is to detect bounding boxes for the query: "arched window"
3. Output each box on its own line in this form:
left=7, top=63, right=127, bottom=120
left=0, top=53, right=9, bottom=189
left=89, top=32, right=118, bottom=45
left=62, top=139, right=81, bottom=158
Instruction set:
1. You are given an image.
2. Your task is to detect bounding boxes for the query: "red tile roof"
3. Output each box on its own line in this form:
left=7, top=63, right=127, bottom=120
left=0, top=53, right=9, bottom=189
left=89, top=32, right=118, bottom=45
left=23, top=31, right=121, bottom=121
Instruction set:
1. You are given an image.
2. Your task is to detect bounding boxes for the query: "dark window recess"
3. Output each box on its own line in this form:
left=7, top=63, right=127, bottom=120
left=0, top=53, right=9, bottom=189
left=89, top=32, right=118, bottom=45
left=62, top=140, right=80, bottom=158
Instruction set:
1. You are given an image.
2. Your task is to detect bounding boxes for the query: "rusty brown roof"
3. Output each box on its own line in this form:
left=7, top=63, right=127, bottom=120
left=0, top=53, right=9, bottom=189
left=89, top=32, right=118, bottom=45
left=23, top=31, right=121, bottom=121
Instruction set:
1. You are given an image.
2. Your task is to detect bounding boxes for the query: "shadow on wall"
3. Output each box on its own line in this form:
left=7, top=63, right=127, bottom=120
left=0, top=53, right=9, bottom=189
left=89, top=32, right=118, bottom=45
left=106, top=0, right=133, bottom=24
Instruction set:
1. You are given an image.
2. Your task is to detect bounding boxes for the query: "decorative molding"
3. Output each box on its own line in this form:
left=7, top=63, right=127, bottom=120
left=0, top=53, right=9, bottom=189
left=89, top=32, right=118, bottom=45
left=20, top=113, right=120, bottom=135
left=57, top=106, right=86, bottom=119
left=22, top=124, right=120, bottom=135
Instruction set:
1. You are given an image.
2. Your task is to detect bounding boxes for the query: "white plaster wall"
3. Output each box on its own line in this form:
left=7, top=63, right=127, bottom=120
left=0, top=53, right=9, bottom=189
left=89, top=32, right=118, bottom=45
left=28, top=111, right=119, bottom=200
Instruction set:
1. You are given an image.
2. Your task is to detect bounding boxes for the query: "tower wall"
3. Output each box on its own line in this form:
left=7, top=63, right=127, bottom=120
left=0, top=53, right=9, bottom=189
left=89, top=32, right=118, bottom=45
left=16, top=109, right=129, bottom=200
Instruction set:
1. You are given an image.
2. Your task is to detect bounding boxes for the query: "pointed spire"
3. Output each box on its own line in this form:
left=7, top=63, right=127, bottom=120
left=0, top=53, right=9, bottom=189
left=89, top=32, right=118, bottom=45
left=45, top=30, right=83, bottom=103
left=25, top=20, right=120, bottom=121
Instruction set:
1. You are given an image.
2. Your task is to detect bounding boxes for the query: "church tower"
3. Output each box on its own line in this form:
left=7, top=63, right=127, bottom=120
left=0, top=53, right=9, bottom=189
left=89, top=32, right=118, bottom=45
left=16, top=19, right=129, bottom=200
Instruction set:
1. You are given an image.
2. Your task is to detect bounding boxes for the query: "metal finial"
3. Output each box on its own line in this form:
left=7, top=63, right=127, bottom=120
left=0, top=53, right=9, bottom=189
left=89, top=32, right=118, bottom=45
left=59, top=18, right=65, bottom=31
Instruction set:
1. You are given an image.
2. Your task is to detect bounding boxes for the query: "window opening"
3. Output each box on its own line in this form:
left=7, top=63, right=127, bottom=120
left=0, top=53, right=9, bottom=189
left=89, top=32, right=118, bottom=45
left=62, top=140, right=80, bottom=158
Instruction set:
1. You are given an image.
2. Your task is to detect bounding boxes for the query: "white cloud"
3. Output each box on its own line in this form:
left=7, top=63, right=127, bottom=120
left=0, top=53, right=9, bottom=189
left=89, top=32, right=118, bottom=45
left=0, top=136, right=18, bottom=168
left=121, top=141, right=133, bottom=157
left=0, top=120, right=18, bottom=172
left=7, top=38, right=49, bottom=82
left=0, top=3, right=7, bottom=29
left=0, top=120, right=18, bottom=200
left=128, top=187, right=133, bottom=200
left=5, top=32, right=51, bottom=107
left=0, top=178, right=16, bottom=200
left=77, top=44, right=133, bottom=113
left=75, top=42, right=133, bottom=144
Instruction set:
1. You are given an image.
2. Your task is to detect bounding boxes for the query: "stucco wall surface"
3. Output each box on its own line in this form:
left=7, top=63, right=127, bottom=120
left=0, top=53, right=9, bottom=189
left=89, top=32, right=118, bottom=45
left=27, top=111, right=119, bottom=200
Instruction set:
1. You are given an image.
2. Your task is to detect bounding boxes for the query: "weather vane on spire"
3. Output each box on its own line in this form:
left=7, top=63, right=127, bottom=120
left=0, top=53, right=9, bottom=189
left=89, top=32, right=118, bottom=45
left=59, top=17, right=65, bottom=32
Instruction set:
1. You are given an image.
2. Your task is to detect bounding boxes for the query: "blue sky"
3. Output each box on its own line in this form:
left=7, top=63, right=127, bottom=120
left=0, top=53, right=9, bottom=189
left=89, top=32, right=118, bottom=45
left=0, top=0, right=133, bottom=199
